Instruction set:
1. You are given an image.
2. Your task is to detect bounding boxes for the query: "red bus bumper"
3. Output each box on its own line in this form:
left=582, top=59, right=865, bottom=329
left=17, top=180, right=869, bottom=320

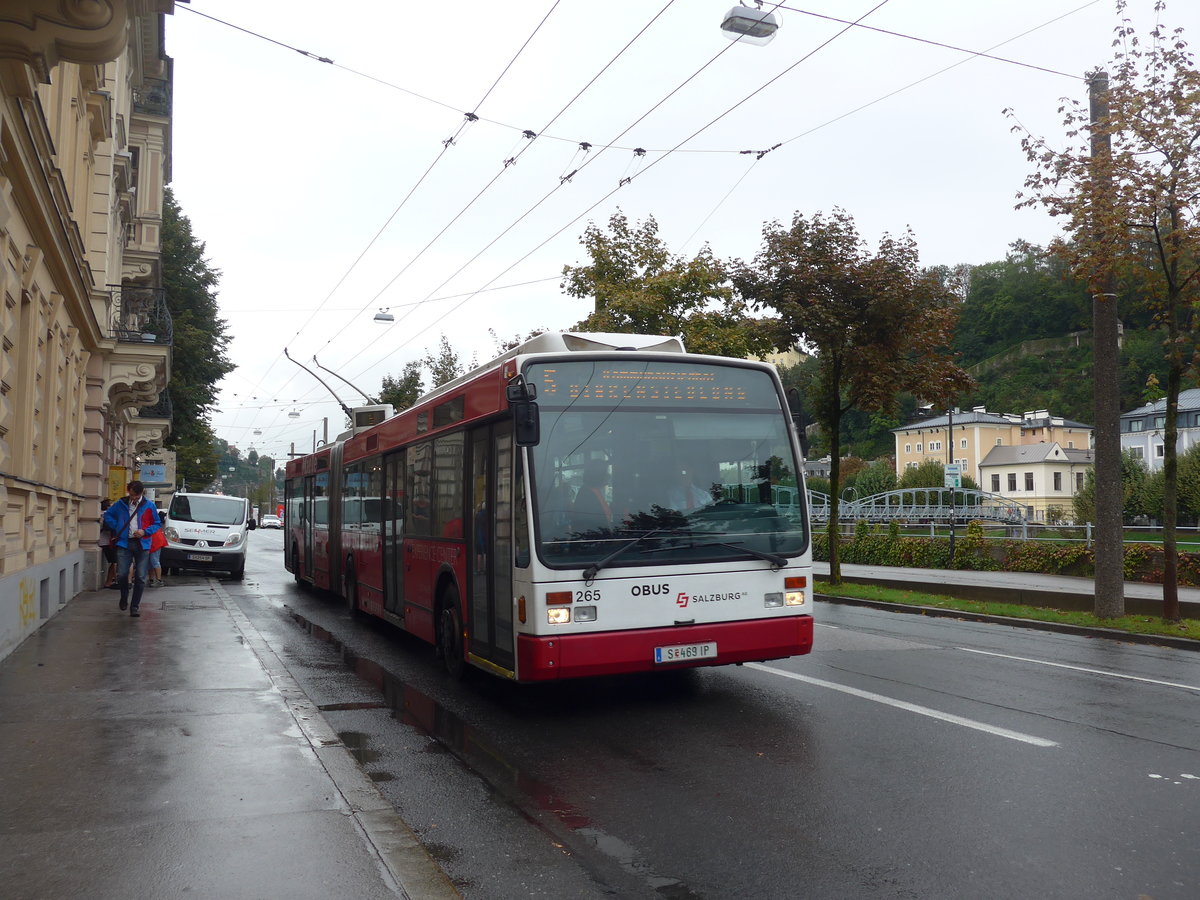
left=515, top=615, right=813, bottom=681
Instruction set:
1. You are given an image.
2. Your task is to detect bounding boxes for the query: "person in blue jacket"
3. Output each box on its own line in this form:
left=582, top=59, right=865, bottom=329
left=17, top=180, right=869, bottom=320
left=101, top=480, right=161, bottom=617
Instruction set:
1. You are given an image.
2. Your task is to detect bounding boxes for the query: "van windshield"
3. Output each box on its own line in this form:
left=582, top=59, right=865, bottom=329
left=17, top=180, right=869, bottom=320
left=169, top=495, right=246, bottom=526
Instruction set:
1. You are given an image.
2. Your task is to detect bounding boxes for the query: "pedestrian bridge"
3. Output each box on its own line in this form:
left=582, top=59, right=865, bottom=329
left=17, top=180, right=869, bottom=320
left=808, top=488, right=1033, bottom=524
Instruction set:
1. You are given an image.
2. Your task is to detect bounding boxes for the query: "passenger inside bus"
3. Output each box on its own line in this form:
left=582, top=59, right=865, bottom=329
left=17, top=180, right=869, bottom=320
left=666, top=454, right=719, bottom=512
left=571, top=458, right=612, bottom=535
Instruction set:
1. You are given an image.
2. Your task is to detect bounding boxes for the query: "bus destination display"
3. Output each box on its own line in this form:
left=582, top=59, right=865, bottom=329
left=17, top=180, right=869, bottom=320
left=527, top=361, right=777, bottom=407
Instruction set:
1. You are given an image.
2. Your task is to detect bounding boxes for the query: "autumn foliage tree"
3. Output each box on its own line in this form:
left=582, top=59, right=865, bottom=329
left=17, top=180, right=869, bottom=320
left=1011, top=2, right=1200, bottom=621
left=732, top=209, right=972, bottom=583
left=563, top=210, right=774, bottom=358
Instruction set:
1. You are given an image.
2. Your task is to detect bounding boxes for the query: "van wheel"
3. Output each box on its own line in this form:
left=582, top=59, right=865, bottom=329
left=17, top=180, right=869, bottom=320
left=231, top=563, right=245, bottom=581
left=437, top=586, right=465, bottom=679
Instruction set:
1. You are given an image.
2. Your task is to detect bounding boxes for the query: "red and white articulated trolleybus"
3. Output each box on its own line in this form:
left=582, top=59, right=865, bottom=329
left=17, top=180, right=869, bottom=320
left=284, top=332, right=813, bottom=682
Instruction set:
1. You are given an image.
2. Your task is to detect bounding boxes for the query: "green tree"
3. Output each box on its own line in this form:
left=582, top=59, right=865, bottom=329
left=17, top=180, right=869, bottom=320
left=897, top=458, right=979, bottom=492
left=1072, top=449, right=1149, bottom=524
left=161, top=189, right=234, bottom=491
left=855, top=460, right=898, bottom=498
left=564, top=210, right=774, bottom=358
left=954, top=241, right=1092, bottom=366
left=1012, top=5, right=1200, bottom=620
left=732, top=209, right=973, bottom=583
left=379, top=360, right=424, bottom=411
left=424, top=334, right=467, bottom=388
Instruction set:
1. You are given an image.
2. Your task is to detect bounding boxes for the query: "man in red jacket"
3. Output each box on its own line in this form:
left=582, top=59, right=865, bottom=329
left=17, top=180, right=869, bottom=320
left=101, top=480, right=162, bottom=617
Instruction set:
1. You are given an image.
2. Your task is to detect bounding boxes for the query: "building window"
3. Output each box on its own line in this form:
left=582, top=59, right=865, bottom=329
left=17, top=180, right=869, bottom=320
left=929, top=441, right=941, bottom=451
left=960, top=439, right=967, bottom=449
left=1067, top=441, right=1074, bottom=449
left=1130, top=446, right=1144, bottom=459
left=1025, top=472, right=1034, bottom=491
left=905, top=443, right=911, bottom=453
left=1007, top=473, right=1017, bottom=492
left=1053, top=472, right=1062, bottom=491
left=996, top=438, right=1003, bottom=445
left=1154, top=416, right=1166, bottom=429
left=1076, top=472, right=1084, bottom=490
left=916, top=443, right=923, bottom=453
left=991, top=474, right=1000, bottom=492
left=1129, top=420, right=1144, bottom=432
left=1155, top=445, right=1165, bottom=458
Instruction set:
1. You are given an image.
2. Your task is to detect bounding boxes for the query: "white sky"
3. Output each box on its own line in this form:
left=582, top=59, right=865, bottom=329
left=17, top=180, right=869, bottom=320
left=164, top=0, right=1199, bottom=463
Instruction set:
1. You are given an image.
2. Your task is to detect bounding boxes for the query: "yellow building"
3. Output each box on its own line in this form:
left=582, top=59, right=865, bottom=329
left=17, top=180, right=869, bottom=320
left=892, top=407, right=1093, bottom=488
left=0, top=2, right=176, bottom=658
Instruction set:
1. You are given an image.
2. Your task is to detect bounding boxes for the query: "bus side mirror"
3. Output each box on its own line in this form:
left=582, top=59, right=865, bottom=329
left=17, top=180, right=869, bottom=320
left=507, top=375, right=540, bottom=447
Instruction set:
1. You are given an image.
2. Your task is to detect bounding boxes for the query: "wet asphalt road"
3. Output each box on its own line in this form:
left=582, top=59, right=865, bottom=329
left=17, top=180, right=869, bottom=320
left=212, top=529, right=1199, bottom=899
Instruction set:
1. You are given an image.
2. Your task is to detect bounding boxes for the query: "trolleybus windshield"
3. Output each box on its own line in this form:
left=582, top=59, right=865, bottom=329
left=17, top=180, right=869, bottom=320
left=526, top=359, right=807, bottom=569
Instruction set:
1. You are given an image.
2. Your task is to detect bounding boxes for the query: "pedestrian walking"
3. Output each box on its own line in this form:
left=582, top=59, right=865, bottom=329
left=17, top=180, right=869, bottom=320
left=101, top=480, right=162, bottom=617
left=99, top=498, right=118, bottom=588
left=148, top=526, right=167, bottom=586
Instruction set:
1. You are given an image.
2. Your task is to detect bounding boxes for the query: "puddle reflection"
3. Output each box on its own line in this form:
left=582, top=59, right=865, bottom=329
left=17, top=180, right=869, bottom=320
left=288, top=609, right=697, bottom=896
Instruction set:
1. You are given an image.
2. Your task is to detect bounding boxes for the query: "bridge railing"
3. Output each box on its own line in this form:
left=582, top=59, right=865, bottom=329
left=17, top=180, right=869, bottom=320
left=808, top=487, right=1033, bottom=524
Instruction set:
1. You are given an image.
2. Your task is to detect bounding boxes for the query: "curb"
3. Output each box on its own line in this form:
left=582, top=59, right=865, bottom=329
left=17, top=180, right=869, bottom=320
left=814, top=593, right=1200, bottom=652
left=213, top=582, right=462, bottom=900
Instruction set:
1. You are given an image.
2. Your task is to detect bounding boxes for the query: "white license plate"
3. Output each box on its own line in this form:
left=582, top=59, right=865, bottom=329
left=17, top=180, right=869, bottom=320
left=654, top=641, right=717, bottom=664
left=186, top=553, right=213, bottom=562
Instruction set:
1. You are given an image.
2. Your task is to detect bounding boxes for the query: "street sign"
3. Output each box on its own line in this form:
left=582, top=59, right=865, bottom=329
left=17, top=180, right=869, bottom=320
left=944, top=464, right=962, bottom=489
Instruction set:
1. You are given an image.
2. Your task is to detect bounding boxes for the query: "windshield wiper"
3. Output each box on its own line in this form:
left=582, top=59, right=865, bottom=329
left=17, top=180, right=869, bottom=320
left=582, top=528, right=691, bottom=581
left=687, top=541, right=787, bottom=569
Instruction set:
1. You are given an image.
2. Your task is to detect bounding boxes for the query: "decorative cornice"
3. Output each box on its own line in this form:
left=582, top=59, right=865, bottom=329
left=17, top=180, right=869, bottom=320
left=102, top=344, right=168, bottom=415
left=0, top=2, right=130, bottom=83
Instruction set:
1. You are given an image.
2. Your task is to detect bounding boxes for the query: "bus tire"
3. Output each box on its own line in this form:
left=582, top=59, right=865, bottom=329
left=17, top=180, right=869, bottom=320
left=344, top=558, right=358, bottom=614
left=438, top=586, right=465, bottom=680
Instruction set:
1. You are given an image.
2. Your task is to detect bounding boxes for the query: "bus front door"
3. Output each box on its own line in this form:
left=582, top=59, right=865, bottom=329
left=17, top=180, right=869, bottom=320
left=467, top=423, right=515, bottom=672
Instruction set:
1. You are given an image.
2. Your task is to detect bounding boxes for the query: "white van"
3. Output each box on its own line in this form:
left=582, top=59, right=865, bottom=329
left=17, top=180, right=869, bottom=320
left=161, top=492, right=255, bottom=580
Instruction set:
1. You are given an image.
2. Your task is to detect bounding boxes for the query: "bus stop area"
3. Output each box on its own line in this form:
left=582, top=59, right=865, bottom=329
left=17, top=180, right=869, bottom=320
left=0, top=580, right=459, bottom=900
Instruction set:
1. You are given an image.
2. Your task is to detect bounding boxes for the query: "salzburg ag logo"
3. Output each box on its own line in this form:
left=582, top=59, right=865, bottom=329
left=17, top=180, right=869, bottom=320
left=676, top=592, right=690, bottom=608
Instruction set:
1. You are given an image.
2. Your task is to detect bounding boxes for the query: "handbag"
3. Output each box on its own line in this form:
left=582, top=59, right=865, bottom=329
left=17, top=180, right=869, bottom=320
left=150, top=527, right=168, bottom=552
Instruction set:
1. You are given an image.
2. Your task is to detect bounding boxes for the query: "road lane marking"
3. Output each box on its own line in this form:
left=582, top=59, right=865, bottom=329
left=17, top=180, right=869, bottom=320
left=746, top=662, right=1059, bottom=747
left=957, top=648, right=1200, bottom=692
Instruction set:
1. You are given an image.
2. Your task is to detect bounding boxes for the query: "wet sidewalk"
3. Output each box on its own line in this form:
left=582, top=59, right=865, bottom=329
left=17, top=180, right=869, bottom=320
left=0, top=580, right=459, bottom=900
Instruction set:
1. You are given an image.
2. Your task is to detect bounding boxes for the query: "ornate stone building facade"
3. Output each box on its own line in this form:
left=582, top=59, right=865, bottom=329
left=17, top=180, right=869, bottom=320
left=0, top=1, right=176, bottom=658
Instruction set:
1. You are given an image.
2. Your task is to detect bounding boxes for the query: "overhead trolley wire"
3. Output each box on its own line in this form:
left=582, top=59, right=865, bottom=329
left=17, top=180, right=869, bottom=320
left=192, top=1, right=566, bottom=434
left=332, top=1, right=886, bottom=385
left=677, top=0, right=1102, bottom=253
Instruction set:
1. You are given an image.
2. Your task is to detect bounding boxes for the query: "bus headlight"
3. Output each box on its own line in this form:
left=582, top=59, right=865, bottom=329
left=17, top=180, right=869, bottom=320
left=574, top=605, right=597, bottom=623
left=764, top=592, right=784, bottom=608
left=784, top=575, right=807, bottom=606
left=547, top=608, right=571, bottom=625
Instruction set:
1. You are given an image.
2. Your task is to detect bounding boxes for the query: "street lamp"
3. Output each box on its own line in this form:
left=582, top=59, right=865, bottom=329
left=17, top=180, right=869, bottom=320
left=720, top=2, right=780, bottom=46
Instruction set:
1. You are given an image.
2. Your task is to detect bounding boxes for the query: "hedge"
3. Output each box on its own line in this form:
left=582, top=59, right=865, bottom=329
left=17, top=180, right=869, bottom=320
left=813, top=520, right=1200, bottom=586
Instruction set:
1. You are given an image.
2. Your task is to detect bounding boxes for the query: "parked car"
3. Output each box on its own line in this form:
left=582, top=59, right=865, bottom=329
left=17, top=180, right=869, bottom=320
left=259, top=514, right=282, bottom=529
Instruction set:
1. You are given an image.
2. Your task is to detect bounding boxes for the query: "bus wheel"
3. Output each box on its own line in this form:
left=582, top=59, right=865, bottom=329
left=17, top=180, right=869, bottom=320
left=344, top=559, right=358, bottom=614
left=438, top=587, right=465, bottom=679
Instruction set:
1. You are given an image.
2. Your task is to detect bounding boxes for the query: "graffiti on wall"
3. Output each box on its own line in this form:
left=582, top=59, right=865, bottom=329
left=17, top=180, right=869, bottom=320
left=19, top=577, right=38, bottom=627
